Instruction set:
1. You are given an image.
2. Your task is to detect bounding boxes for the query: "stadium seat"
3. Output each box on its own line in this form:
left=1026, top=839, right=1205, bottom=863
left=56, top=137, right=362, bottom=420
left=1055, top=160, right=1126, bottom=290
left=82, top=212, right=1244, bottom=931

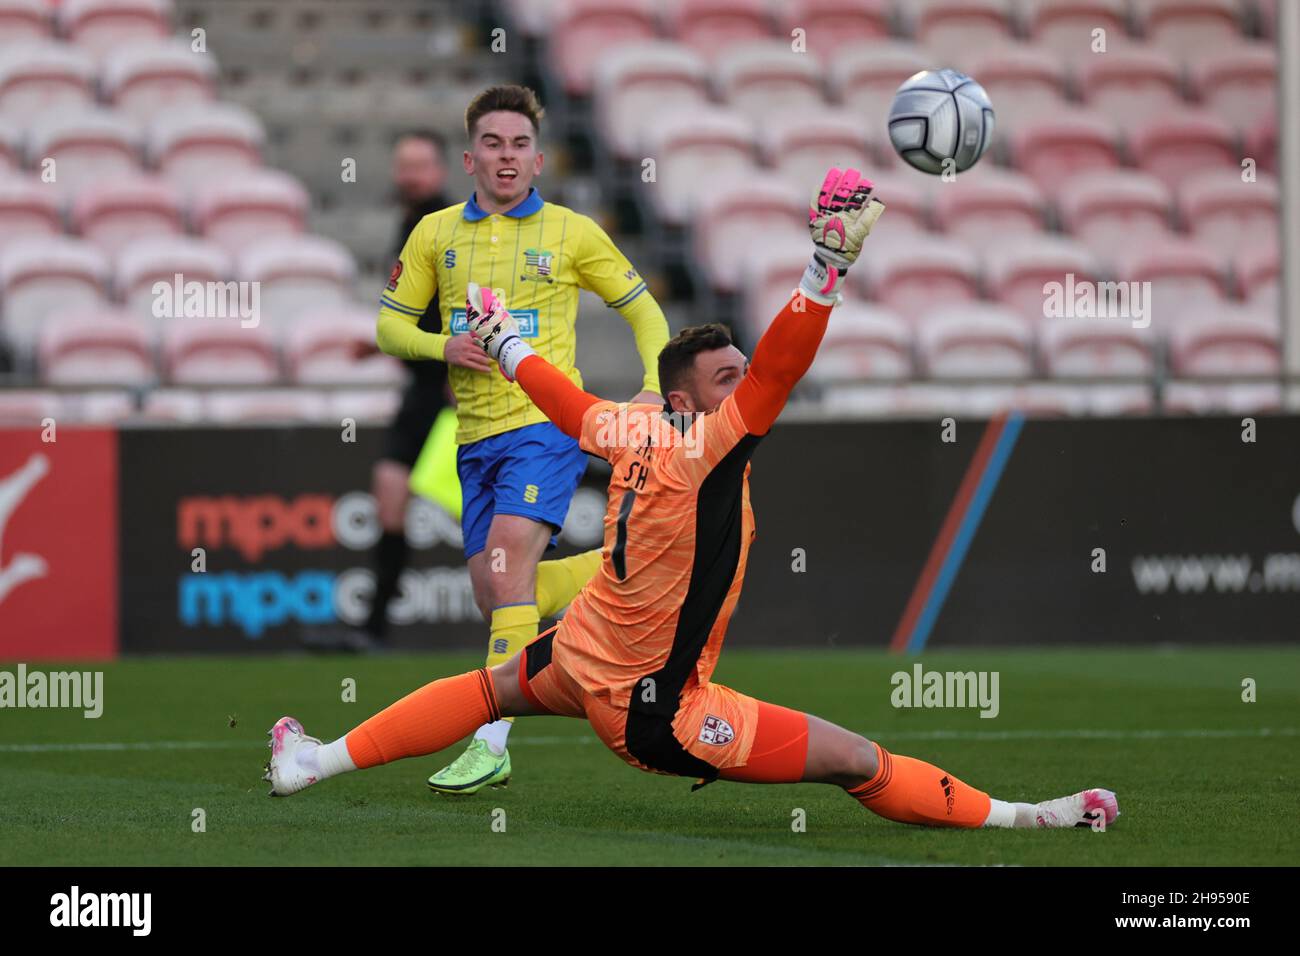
left=757, top=112, right=879, bottom=196
left=0, top=0, right=50, bottom=43
left=0, top=116, right=20, bottom=170
left=775, top=0, right=890, bottom=56
left=547, top=0, right=659, bottom=97
left=70, top=175, right=184, bottom=253
left=148, top=103, right=264, bottom=188
left=38, top=309, right=155, bottom=385
left=1053, top=169, right=1175, bottom=263
left=853, top=235, right=982, bottom=322
left=932, top=168, right=1046, bottom=245
left=1234, top=240, right=1278, bottom=308
left=24, top=109, right=141, bottom=193
left=592, top=42, right=710, bottom=161
left=57, top=0, right=172, bottom=59
left=71, top=389, right=136, bottom=422
left=1254, top=0, right=1276, bottom=37
left=114, top=234, right=233, bottom=317
left=0, top=389, right=60, bottom=422
left=740, top=232, right=818, bottom=338
left=909, top=0, right=1014, bottom=69
left=1076, top=47, right=1184, bottom=132
left=1008, top=111, right=1122, bottom=189
left=1039, top=315, right=1157, bottom=377
left=0, top=42, right=95, bottom=118
left=285, top=310, right=405, bottom=386
left=828, top=41, right=930, bottom=129
left=1246, top=115, right=1276, bottom=175
left=916, top=303, right=1035, bottom=380
left=965, top=47, right=1070, bottom=127
left=1132, top=0, right=1245, bottom=60
left=1128, top=110, right=1239, bottom=187
left=235, top=235, right=355, bottom=325
left=1167, top=306, right=1281, bottom=376
left=982, top=234, right=1100, bottom=323
left=163, top=319, right=280, bottom=385
left=641, top=108, right=758, bottom=225
left=806, top=302, right=913, bottom=383
left=0, top=175, right=62, bottom=249
left=713, top=41, right=826, bottom=125
left=1021, top=0, right=1133, bottom=63
left=191, top=169, right=309, bottom=253
left=328, top=388, right=404, bottom=424
left=0, top=236, right=110, bottom=353
left=1163, top=381, right=1281, bottom=415
left=1175, top=169, right=1278, bottom=259
left=1118, top=238, right=1227, bottom=329
left=138, top=387, right=204, bottom=421
left=691, top=174, right=804, bottom=295
left=101, top=40, right=219, bottom=121
left=1191, top=45, right=1278, bottom=137
left=661, top=0, right=774, bottom=58
left=204, top=388, right=331, bottom=424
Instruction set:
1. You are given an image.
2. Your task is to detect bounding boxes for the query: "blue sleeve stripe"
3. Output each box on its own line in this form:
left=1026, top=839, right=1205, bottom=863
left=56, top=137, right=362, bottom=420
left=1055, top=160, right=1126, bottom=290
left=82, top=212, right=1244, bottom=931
left=606, top=281, right=647, bottom=309
left=380, top=295, right=425, bottom=317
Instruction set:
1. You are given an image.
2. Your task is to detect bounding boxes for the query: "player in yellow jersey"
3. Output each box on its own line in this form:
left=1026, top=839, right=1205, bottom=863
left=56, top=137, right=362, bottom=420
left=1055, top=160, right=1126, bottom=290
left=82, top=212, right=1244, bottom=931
left=375, top=85, right=670, bottom=793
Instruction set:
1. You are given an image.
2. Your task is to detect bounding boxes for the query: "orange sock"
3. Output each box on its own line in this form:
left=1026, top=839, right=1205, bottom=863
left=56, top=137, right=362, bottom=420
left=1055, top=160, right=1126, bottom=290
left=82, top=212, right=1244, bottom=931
left=343, top=669, right=501, bottom=769
left=848, top=742, right=990, bottom=828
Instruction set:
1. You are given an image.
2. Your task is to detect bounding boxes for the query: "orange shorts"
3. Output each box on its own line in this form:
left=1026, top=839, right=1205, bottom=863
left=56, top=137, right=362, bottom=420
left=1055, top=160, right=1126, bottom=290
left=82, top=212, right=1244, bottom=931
left=518, top=629, right=809, bottom=784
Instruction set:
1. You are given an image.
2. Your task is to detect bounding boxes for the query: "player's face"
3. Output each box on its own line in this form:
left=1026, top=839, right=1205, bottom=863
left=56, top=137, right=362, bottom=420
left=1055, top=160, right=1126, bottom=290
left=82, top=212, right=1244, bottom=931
left=464, top=111, right=543, bottom=212
left=393, top=136, right=446, bottom=204
left=669, top=346, right=750, bottom=414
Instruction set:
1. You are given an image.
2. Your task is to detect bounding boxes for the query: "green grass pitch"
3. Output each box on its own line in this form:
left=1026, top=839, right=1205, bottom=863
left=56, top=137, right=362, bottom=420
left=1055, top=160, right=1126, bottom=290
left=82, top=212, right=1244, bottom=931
left=2, top=648, right=1296, bottom=866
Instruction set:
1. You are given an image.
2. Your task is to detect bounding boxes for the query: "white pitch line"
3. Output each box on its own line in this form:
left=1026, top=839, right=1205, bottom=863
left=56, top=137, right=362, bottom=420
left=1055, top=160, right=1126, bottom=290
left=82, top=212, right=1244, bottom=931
left=0, top=727, right=1295, bottom=753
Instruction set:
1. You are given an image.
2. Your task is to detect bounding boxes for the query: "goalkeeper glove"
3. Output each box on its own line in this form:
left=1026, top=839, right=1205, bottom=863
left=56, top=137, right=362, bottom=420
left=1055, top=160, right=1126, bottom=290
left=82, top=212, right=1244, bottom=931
left=465, top=282, right=533, bottom=382
left=801, top=167, right=885, bottom=305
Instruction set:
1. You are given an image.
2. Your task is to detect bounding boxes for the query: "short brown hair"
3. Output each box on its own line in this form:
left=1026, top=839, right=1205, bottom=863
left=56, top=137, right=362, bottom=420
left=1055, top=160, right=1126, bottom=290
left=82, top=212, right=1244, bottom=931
left=657, top=323, right=733, bottom=396
left=465, top=85, right=544, bottom=139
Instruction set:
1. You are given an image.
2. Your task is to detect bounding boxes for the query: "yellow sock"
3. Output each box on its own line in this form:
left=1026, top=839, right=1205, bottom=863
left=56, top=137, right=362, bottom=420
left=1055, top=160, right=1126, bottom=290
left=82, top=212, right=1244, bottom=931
left=486, top=603, right=540, bottom=724
left=535, top=548, right=603, bottom=617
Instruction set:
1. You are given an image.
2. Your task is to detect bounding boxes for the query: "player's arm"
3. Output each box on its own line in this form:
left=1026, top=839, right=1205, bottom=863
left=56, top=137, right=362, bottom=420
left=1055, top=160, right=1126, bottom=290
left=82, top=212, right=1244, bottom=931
left=732, top=167, right=885, bottom=436
left=376, top=216, right=449, bottom=361
left=574, top=216, right=669, bottom=399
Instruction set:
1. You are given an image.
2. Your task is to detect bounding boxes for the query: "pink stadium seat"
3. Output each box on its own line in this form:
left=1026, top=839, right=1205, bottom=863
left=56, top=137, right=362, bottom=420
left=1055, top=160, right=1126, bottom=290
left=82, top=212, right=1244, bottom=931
left=1118, top=238, right=1227, bottom=327
left=114, top=235, right=233, bottom=317
left=1246, top=115, right=1276, bottom=175
left=741, top=233, right=816, bottom=336
left=1132, top=0, right=1245, bottom=60
left=692, top=173, right=804, bottom=293
left=1191, top=45, right=1277, bottom=135
left=1054, top=170, right=1174, bottom=263
left=662, top=0, right=774, bottom=59
left=807, top=302, right=913, bottom=382
left=548, top=0, right=659, bottom=97
left=286, top=310, right=405, bottom=386
left=775, top=0, right=890, bottom=56
left=204, top=389, right=330, bottom=424
left=0, top=42, right=95, bottom=118
left=911, top=0, right=1014, bottom=69
left=235, top=235, right=356, bottom=324
left=1167, top=306, right=1281, bottom=377
left=0, top=0, right=50, bottom=43
left=641, top=108, right=758, bottom=225
left=0, top=176, right=62, bottom=249
left=1077, top=47, right=1184, bottom=132
left=1176, top=169, right=1278, bottom=259
left=191, top=169, right=309, bottom=253
left=1254, top=0, right=1276, bottom=37
left=148, top=103, right=264, bottom=188
left=163, top=319, right=280, bottom=385
left=855, top=236, right=982, bottom=322
left=828, top=42, right=929, bottom=129
left=1008, top=111, right=1121, bottom=189
left=1080, top=384, right=1154, bottom=415
left=72, top=389, right=136, bottom=422
left=1022, top=0, right=1132, bottom=63
left=0, top=389, right=60, bottom=422
left=1234, top=240, right=1278, bottom=308
left=966, top=47, right=1070, bottom=127
left=758, top=113, right=878, bottom=195
left=931, top=168, right=1046, bottom=245
left=982, top=234, right=1100, bottom=323
left=592, top=42, right=710, bottom=161
left=138, top=387, right=204, bottom=421
left=1163, top=381, right=1281, bottom=415
left=713, top=41, right=826, bottom=124
left=328, top=388, right=403, bottom=424
left=70, top=175, right=184, bottom=253
left=0, top=236, right=110, bottom=351
left=57, top=0, right=171, bottom=59
left=917, top=304, right=1035, bottom=380
left=38, top=309, right=155, bottom=385
left=1128, top=110, right=1238, bottom=187
left=0, top=117, right=20, bottom=170
left=101, top=40, right=219, bottom=121
left=1039, top=315, right=1156, bottom=377
left=861, top=175, right=928, bottom=233
left=24, top=109, right=141, bottom=192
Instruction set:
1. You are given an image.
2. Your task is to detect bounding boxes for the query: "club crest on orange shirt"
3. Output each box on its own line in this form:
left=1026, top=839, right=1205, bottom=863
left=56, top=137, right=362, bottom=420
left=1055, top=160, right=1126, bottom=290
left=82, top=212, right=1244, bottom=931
left=699, top=714, right=734, bottom=745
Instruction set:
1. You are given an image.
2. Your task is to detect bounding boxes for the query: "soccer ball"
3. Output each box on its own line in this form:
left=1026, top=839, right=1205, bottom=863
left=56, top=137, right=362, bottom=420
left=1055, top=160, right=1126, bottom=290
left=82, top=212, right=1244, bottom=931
left=887, top=69, right=995, bottom=175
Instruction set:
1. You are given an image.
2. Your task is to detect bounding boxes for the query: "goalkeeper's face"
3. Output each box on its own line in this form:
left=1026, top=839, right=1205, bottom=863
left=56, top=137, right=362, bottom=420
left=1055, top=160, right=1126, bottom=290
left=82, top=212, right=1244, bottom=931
left=464, top=110, right=543, bottom=213
left=667, top=346, right=750, bottom=415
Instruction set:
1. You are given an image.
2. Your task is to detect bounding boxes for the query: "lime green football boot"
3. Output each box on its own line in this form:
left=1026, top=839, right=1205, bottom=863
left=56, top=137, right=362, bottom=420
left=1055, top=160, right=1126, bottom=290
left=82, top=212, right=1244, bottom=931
left=426, top=739, right=511, bottom=795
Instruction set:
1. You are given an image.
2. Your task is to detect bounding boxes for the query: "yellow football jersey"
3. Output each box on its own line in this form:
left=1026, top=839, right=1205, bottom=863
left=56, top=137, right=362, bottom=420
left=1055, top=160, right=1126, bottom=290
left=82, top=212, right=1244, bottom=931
left=378, top=188, right=656, bottom=445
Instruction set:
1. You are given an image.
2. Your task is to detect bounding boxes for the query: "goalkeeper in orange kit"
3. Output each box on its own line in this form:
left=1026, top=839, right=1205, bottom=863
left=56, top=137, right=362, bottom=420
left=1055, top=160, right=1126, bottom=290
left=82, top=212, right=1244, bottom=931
left=264, top=168, right=1119, bottom=833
